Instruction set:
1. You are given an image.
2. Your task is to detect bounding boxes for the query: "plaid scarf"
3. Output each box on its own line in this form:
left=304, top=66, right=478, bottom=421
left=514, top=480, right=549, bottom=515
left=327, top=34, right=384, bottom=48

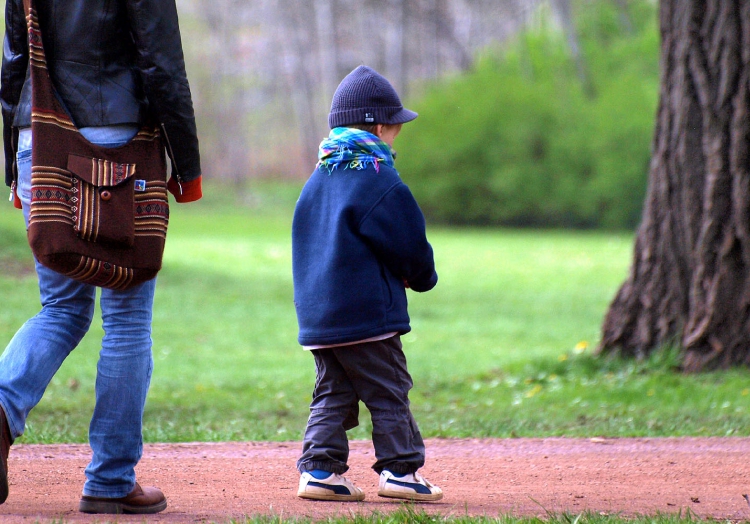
left=317, top=127, right=395, bottom=174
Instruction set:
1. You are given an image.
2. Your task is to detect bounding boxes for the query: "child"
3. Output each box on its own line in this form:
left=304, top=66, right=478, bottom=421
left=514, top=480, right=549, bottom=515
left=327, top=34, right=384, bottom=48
left=292, top=65, right=442, bottom=502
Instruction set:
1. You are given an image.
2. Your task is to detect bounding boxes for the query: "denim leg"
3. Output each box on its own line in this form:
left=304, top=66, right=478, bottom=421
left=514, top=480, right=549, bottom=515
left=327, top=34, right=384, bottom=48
left=0, top=264, right=95, bottom=439
left=0, top=130, right=96, bottom=439
left=0, top=125, right=154, bottom=497
left=297, top=350, right=358, bottom=475
left=333, top=337, right=426, bottom=475
left=83, top=279, right=156, bottom=497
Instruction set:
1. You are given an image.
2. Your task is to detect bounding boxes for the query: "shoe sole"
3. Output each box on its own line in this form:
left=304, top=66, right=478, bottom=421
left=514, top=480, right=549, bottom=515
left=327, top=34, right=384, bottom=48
left=298, top=490, right=365, bottom=502
left=0, top=410, right=10, bottom=504
left=0, top=456, right=7, bottom=504
left=378, top=488, right=443, bottom=502
left=79, top=498, right=167, bottom=514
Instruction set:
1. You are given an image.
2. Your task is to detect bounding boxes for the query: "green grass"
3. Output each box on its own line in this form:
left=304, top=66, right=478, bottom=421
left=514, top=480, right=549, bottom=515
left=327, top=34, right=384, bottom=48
left=0, top=180, right=749, bottom=444
left=2, top=507, right=723, bottom=524
left=225, top=507, right=715, bottom=524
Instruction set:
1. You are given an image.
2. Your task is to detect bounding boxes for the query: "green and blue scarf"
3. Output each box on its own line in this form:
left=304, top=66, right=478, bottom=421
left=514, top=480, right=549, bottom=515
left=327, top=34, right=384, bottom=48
left=317, top=127, right=395, bottom=174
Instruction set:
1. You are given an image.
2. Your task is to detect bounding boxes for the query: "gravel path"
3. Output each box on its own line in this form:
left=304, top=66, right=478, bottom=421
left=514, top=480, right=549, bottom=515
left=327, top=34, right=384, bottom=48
left=0, top=438, right=749, bottom=522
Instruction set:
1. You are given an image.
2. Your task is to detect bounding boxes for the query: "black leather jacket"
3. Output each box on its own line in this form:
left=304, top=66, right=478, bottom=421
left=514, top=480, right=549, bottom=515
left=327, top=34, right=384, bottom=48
left=1, top=0, right=201, bottom=187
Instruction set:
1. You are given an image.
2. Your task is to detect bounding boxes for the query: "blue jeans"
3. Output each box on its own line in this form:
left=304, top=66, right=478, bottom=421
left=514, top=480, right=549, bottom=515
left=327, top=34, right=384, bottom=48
left=0, top=125, right=156, bottom=498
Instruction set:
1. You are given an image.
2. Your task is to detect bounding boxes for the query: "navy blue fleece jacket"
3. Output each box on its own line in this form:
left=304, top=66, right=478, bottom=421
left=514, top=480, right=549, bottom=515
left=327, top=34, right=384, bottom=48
left=292, top=162, right=437, bottom=346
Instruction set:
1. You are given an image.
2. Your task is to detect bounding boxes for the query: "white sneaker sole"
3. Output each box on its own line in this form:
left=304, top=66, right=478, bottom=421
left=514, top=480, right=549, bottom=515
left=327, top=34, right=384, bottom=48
left=298, top=486, right=365, bottom=502
left=377, top=487, right=443, bottom=502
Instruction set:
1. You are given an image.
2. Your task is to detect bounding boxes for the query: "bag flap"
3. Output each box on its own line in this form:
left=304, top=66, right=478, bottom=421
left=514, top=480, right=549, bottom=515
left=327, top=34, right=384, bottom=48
left=67, top=154, right=136, bottom=187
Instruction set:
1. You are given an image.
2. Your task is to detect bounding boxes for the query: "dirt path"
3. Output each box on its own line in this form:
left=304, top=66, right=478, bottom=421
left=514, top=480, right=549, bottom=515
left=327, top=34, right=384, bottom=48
left=0, top=438, right=749, bottom=523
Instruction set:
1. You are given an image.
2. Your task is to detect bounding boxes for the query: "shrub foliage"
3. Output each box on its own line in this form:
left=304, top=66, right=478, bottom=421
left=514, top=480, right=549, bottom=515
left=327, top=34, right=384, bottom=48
left=398, top=0, right=659, bottom=229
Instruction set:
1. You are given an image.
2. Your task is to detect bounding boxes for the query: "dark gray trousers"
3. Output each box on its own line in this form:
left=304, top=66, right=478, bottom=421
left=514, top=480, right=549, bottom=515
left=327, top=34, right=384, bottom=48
left=297, top=335, right=425, bottom=475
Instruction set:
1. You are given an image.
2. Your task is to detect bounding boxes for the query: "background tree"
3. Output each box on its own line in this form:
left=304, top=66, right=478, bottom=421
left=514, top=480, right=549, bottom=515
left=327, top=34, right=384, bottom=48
left=598, top=1, right=750, bottom=371
left=553, top=0, right=594, bottom=96
left=176, top=0, right=541, bottom=178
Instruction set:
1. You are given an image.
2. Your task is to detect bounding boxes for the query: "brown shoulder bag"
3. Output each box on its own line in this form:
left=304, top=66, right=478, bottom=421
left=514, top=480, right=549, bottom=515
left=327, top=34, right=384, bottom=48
left=22, top=0, right=169, bottom=290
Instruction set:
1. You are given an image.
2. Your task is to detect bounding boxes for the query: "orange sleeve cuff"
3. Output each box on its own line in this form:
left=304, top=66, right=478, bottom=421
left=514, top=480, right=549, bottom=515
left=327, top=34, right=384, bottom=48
left=167, top=175, right=202, bottom=203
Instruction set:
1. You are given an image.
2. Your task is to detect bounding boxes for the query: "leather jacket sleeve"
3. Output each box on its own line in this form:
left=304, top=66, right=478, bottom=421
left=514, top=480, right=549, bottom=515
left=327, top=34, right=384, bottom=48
left=1, top=0, right=28, bottom=187
left=126, top=0, right=201, bottom=183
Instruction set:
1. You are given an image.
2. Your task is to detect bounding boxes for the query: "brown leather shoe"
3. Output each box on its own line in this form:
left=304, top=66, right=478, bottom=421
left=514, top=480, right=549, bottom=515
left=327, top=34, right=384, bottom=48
left=0, top=406, right=12, bottom=504
left=79, top=482, right=167, bottom=514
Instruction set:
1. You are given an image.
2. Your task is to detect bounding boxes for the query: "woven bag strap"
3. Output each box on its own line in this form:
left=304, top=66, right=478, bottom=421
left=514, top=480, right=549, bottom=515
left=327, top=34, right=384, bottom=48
left=25, top=0, right=73, bottom=121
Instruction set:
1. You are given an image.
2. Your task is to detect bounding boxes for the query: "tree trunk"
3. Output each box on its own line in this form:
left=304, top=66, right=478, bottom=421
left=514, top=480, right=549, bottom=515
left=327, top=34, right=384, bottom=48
left=280, top=0, right=323, bottom=166
left=598, top=0, right=750, bottom=371
left=613, top=0, right=634, bottom=34
left=384, top=0, right=405, bottom=95
left=554, top=0, right=594, bottom=96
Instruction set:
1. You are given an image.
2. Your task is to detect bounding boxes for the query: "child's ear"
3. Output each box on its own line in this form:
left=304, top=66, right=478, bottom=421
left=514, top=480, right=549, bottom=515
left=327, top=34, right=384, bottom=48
left=373, top=124, right=384, bottom=138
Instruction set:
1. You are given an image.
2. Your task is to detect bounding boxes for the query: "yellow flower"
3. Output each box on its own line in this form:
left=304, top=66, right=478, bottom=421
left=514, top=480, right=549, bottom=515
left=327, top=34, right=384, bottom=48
left=574, top=341, right=589, bottom=353
left=558, top=354, right=569, bottom=362
left=525, top=384, right=543, bottom=398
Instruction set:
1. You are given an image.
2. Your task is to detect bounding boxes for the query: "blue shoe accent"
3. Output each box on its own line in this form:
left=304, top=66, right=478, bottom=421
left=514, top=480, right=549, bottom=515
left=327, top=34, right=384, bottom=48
left=307, top=481, right=352, bottom=495
left=385, top=478, right=432, bottom=495
left=308, top=469, right=333, bottom=480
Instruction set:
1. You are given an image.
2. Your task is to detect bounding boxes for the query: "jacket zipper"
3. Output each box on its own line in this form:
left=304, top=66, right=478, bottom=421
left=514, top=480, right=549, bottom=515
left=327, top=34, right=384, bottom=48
left=9, top=130, right=18, bottom=202
left=160, top=123, right=183, bottom=195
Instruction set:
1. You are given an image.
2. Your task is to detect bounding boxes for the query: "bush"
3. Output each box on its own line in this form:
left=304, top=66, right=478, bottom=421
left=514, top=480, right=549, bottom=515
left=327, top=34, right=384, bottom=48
left=398, top=0, right=659, bottom=229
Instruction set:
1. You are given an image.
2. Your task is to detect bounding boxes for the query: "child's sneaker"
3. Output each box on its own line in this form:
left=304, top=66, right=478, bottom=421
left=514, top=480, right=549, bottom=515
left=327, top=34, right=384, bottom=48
left=377, top=470, right=443, bottom=501
left=297, top=470, right=366, bottom=501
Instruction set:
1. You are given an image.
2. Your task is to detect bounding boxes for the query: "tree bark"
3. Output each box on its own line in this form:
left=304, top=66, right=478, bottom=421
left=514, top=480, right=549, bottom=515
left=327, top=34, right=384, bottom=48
left=598, top=0, right=750, bottom=371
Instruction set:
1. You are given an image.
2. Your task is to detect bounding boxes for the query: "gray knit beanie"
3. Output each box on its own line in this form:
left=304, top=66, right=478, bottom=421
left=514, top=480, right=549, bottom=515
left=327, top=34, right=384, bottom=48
left=328, top=65, right=418, bottom=129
